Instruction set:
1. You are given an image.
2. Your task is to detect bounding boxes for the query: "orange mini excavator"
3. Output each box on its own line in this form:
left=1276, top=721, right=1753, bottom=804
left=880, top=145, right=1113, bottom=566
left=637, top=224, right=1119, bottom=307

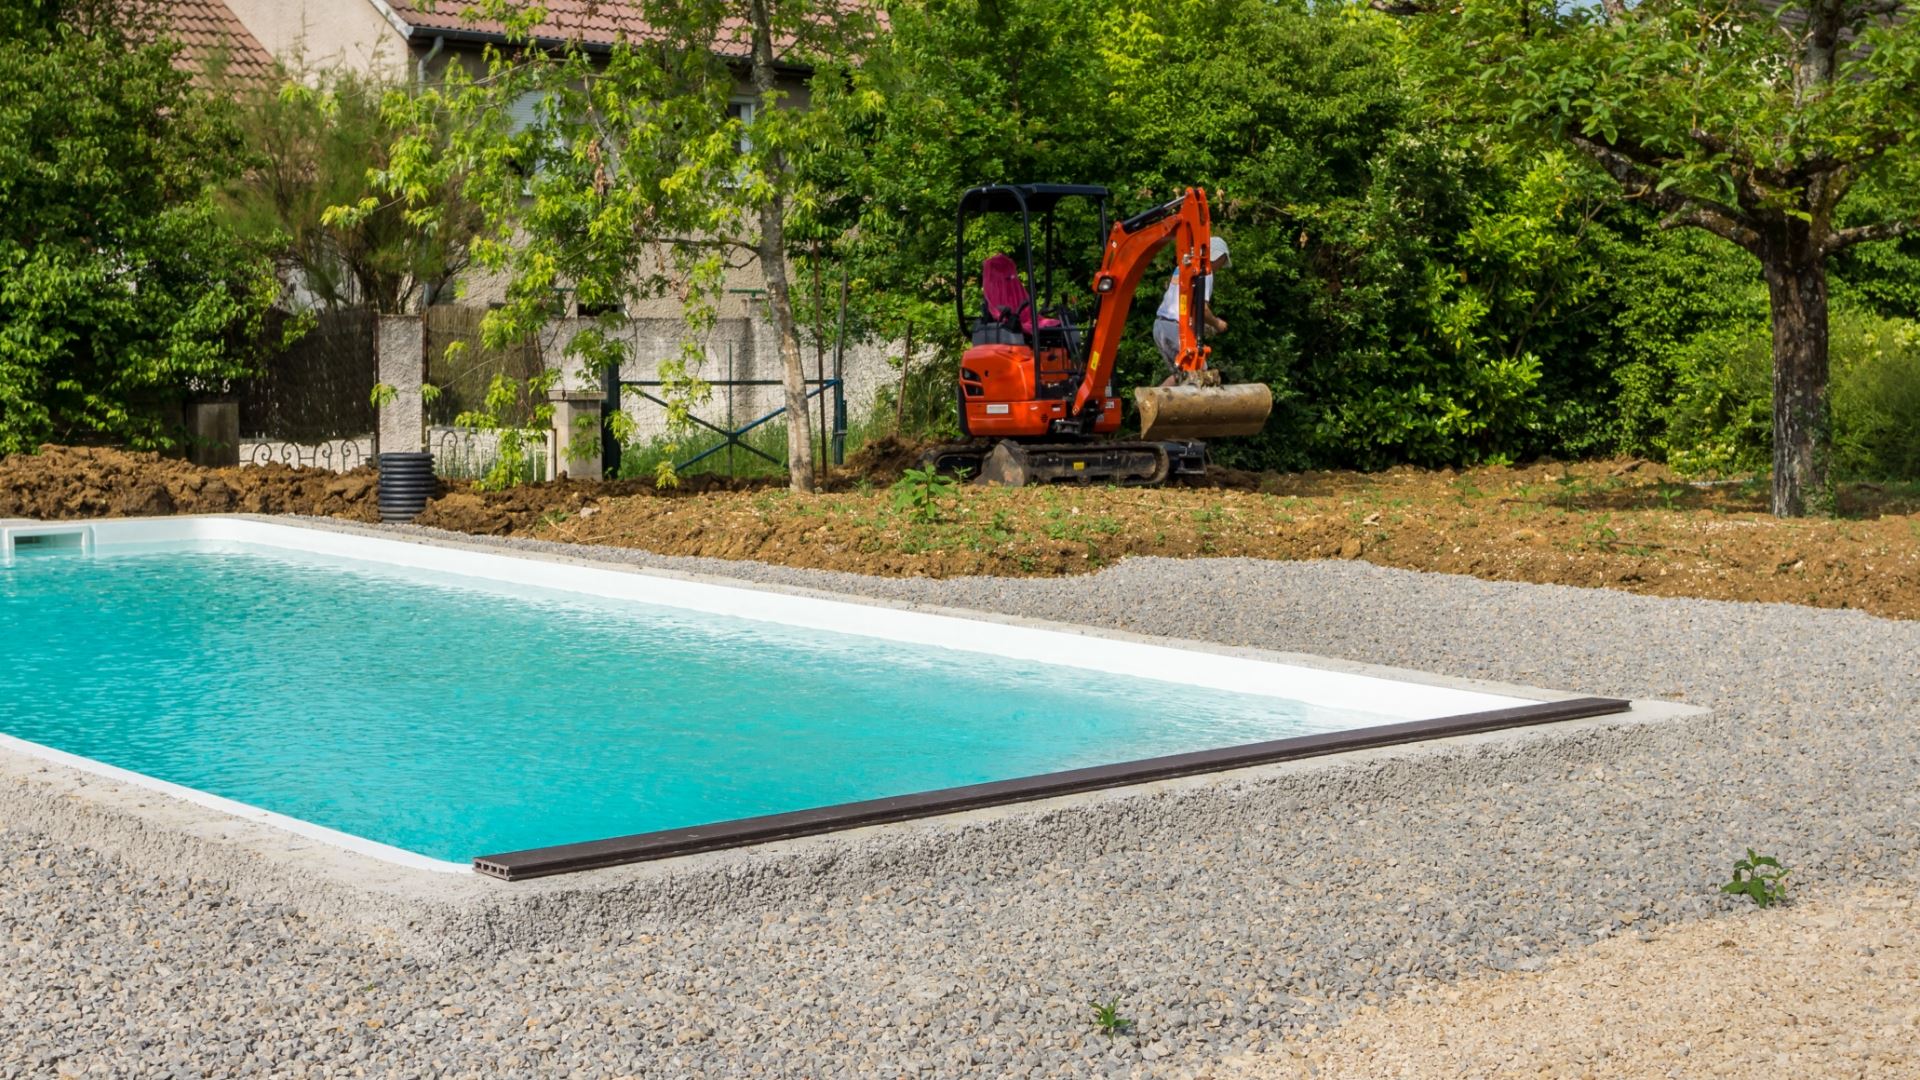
left=923, top=183, right=1273, bottom=486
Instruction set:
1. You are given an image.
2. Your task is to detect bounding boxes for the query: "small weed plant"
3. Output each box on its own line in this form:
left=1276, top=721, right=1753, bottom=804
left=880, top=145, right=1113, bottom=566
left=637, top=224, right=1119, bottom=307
left=1090, top=997, right=1133, bottom=1038
left=892, top=466, right=959, bottom=524
left=1721, top=849, right=1791, bottom=908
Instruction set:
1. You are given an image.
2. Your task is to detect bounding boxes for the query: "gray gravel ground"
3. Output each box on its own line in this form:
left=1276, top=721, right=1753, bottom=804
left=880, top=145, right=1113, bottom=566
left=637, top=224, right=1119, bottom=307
left=5, top=538, right=1919, bottom=1077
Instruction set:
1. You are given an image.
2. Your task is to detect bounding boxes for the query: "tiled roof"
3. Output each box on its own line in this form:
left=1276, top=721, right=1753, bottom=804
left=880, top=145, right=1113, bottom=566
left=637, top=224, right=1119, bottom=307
left=162, top=0, right=279, bottom=85
left=387, top=1, right=871, bottom=60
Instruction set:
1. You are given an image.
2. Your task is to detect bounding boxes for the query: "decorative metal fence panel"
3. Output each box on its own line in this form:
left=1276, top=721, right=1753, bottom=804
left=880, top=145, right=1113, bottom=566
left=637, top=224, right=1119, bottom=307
left=237, top=308, right=378, bottom=469
left=239, top=436, right=374, bottom=472
left=432, top=425, right=554, bottom=486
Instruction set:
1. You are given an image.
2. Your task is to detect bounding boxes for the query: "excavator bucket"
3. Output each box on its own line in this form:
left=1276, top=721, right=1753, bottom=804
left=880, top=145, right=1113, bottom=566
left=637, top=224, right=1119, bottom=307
left=1133, top=383, right=1274, bottom=441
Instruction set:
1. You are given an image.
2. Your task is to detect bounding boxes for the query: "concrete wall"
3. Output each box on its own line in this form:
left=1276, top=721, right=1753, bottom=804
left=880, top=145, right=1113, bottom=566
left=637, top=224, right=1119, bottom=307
left=223, top=0, right=412, bottom=80
left=540, top=315, right=905, bottom=446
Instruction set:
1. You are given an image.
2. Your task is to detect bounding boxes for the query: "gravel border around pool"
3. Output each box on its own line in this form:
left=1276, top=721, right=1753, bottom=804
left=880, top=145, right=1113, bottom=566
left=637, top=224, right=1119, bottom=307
left=0, top=516, right=1679, bottom=954
left=5, top=519, right=1916, bottom=1077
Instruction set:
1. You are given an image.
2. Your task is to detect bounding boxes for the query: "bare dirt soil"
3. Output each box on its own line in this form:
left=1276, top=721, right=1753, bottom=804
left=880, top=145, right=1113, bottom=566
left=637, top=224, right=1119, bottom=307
left=1219, top=884, right=1920, bottom=1079
left=6, top=445, right=1919, bottom=620
left=0, top=445, right=382, bottom=522
left=523, top=456, right=1920, bottom=619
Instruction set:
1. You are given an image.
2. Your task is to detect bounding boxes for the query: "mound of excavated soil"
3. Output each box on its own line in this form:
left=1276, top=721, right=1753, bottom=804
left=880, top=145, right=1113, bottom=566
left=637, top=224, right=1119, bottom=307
left=413, top=472, right=768, bottom=535
left=8, top=445, right=1919, bottom=622
left=524, top=459, right=1920, bottom=619
left=842, top=434, right=930, bottom=485
left=0, top=445, right=775, bottom=534
left=0, top=446, right=380, bottom=522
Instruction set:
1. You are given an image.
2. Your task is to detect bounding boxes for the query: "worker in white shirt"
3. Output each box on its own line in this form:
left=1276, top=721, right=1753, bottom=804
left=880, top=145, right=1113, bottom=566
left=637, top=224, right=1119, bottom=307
left=1150, top=236, right=1229, bottom=387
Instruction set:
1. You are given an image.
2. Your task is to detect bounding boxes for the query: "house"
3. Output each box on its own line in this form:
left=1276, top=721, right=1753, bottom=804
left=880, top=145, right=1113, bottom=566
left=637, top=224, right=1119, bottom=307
left=166, top=0, right=278, bottom=85
left=198, top=0, right=820, bottom=318
left=175, top=0, right=893, bottom=458
left=216, top=1, right=809, bottom=100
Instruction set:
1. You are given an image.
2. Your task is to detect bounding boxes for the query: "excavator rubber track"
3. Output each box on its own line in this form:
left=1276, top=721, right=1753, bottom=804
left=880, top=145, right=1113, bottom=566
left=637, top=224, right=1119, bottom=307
left=920, top=440, right=1206, bottom=487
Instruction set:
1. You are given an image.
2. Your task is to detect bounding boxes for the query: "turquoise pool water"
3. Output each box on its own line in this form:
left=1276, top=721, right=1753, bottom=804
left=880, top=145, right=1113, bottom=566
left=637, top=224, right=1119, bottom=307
left=0, top=542, right=1393, bottom=862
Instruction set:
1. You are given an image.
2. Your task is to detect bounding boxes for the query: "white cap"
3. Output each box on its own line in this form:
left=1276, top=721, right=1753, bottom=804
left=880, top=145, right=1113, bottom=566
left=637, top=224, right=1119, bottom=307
left=1210, top=237, right=1230, bottom=263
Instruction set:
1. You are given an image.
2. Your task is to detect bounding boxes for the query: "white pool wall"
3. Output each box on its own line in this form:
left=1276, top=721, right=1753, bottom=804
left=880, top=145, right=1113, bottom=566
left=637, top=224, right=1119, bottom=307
left=45, top=516, right=1535, bottom=721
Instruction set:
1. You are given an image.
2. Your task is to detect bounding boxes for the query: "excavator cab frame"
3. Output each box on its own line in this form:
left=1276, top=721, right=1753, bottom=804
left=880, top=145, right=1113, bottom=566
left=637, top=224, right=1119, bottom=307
left=954, top=184, right=1110, bottom=357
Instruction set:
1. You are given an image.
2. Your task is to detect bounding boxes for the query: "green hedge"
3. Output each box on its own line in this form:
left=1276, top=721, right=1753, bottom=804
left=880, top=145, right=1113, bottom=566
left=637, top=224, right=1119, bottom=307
left=1665, top=310, right=1920, bottom=481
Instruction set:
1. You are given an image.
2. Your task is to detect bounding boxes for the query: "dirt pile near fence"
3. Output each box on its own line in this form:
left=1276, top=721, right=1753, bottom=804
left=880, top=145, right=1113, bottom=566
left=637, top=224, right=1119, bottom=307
left=842, top=435, right=929, bottom=485
left=0, top=444, right=774, bottom=533
left=0, top=446, right=381, bottom=522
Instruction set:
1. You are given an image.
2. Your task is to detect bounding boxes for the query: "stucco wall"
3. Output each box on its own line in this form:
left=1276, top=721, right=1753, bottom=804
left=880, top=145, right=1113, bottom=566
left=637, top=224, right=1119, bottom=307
left=223, top=0, right=412, bottom=79
left=530, top=316, right=908, bottom=447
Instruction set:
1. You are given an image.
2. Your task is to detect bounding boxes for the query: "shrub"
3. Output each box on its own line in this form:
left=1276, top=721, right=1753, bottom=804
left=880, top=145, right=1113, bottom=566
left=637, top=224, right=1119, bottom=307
left=0, top=3, right=281, bottom=455
left=1831, top=318, right=1920, bottom=481
left=1665, top=310, right=1920, bottom=481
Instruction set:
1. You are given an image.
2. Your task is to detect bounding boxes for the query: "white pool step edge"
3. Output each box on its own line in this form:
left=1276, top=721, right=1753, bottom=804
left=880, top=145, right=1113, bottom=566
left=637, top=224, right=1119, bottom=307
left=61, top=515, right=1536, bottom=722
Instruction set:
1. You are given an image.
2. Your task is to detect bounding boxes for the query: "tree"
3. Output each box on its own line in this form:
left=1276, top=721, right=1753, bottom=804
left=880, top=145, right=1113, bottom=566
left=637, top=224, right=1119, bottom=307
left=226, top=62, right=479, bottom=314
left=0, top=0, right=283, bottom=454
left=1391, top=0, right=1920, bottom=515
left=366, top=0, right=876, bottom=491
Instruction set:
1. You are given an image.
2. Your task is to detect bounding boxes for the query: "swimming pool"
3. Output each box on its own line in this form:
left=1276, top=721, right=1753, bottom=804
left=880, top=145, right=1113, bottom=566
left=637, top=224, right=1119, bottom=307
left=0, top=518, right=1628, bottom=879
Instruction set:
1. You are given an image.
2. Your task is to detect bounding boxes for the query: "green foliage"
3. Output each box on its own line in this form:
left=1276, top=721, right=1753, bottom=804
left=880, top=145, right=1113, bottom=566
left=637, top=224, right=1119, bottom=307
left=1721, top=849, right=1791, bottom=909
left=361, top=0, right=877, bottom=489
left=891, top=465, right=959, bottom=523
left=1398, top=0, right=1920, bottom=253
left=620, top=423, right=789, bottom=482
left=1666, top=311, right=1920, bottom=481
left=1831, top=172, right=1920, bottom=323
left=225, top=61, right=477, bottom=313
left=829, top=0, right=1814, bottom=470
left=1090, top=996, right=1133, bottom=1038
left=1398, top=1, right=1920, bottom=512
left=455, top=371, right=556, bottom=491
left=0, top=2, right=282, bottom=455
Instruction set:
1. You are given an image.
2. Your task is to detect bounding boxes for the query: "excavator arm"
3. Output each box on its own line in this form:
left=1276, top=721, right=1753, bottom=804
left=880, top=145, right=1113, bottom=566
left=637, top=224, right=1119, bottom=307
left=1072, top=187, right=1273, bottom=441
left=1070, top=187, right=1214, bottom=418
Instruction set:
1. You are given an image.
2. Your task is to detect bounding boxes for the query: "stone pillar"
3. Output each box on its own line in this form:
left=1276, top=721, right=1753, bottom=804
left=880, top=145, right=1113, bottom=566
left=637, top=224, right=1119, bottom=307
left=550, top=390, right=606, bottom=481
left=376, top=315, right=427, bottom=455
left=186, top=402, right=239, bottom=467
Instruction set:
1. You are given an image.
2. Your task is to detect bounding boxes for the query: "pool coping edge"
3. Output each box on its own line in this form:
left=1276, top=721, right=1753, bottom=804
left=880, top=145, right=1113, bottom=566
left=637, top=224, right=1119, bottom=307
left=472, top=695, right=1631, bottom=880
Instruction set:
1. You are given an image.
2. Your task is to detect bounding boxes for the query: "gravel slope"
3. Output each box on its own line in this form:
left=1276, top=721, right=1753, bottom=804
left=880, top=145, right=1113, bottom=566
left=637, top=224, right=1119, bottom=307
left=5, top=546, right=1919, bottom=1077
left=1226, top=883, right=1920, bottom=1078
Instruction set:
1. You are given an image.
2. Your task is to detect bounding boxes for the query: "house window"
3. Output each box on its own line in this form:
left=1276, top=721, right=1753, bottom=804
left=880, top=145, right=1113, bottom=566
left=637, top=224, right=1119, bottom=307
left=507, top=91, right=562, bottom=193
left=727, top=97, right=756, bottom=155
left=508, top=90, right=548, bottom=133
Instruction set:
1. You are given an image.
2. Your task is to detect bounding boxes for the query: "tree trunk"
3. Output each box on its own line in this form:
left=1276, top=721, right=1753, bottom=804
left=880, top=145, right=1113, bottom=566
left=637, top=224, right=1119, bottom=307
left=1763, top=257, right=1832, bottom=517
left=747, top=0, right=815, bottom=494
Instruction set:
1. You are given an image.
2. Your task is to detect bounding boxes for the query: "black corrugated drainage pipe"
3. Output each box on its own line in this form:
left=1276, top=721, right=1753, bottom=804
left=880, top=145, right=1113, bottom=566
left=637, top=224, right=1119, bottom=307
left=377, top=452, right=437, bottom=523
